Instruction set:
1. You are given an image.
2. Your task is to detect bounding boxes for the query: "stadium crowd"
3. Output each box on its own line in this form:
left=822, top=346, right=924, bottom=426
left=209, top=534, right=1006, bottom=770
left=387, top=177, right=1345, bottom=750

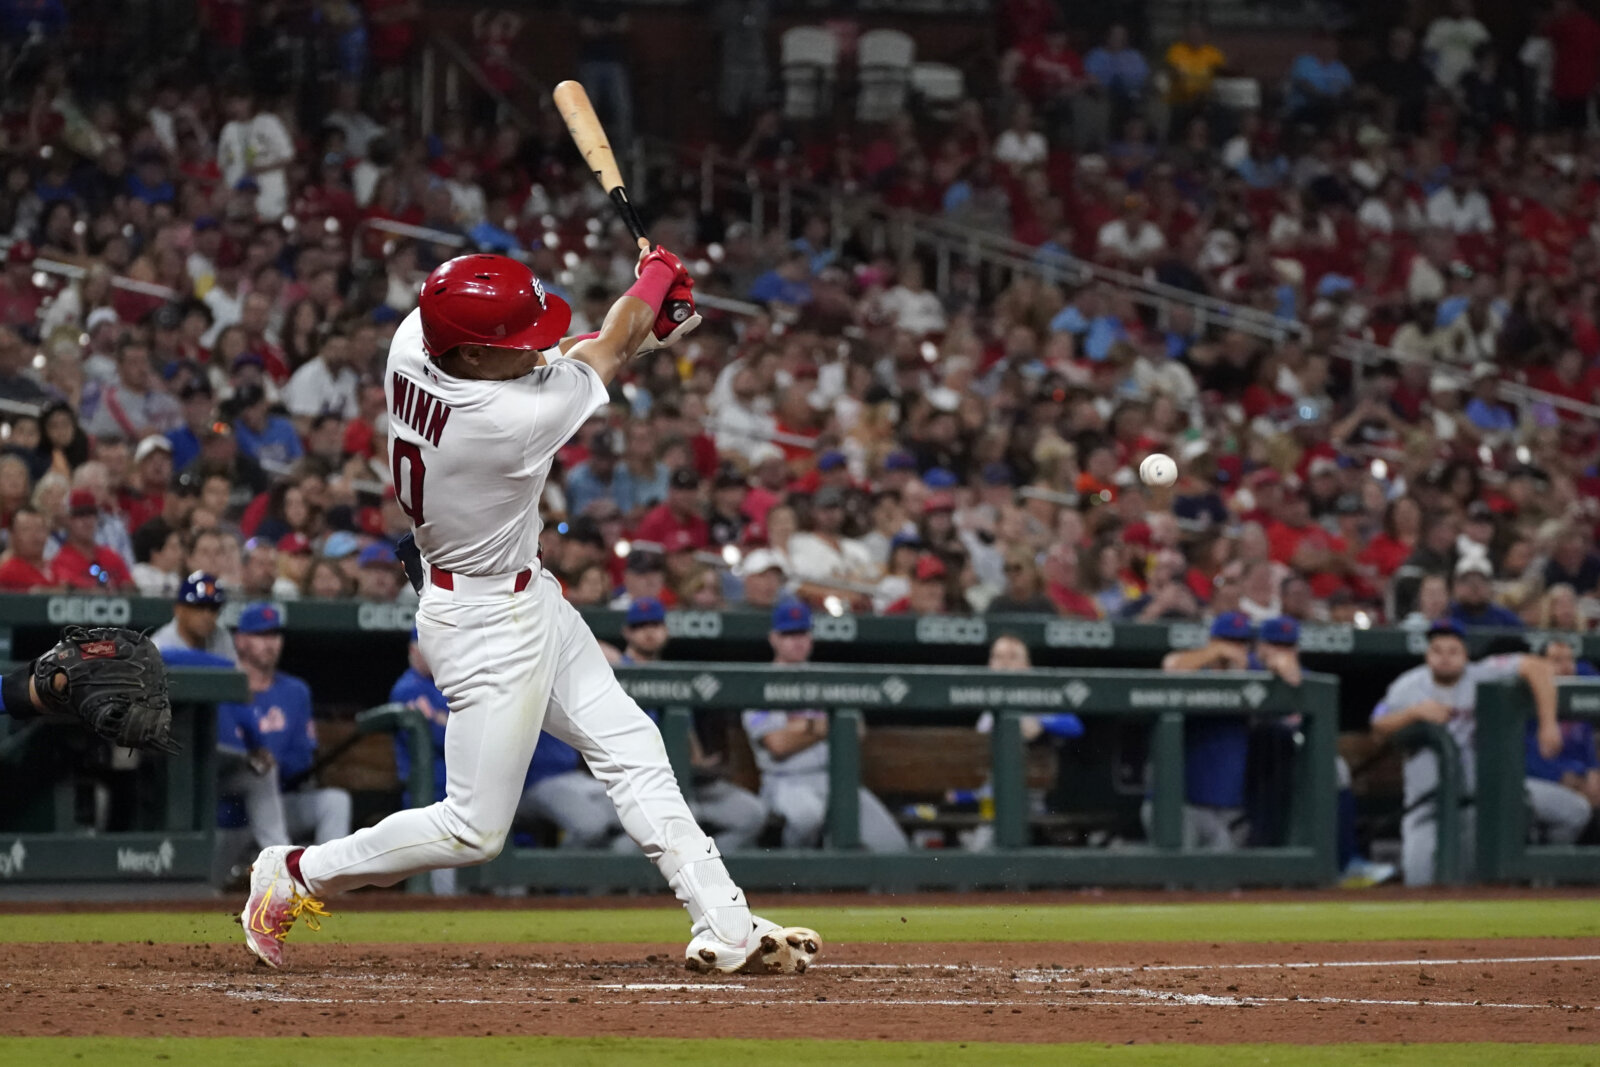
left=1, top=0, right=1600, bottom=646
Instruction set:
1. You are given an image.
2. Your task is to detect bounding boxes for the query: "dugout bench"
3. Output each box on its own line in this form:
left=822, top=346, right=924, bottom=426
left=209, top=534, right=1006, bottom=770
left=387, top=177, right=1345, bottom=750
left=0, top=666, right=246, bottom=882
left=368, top=665, right=1340, bottom=892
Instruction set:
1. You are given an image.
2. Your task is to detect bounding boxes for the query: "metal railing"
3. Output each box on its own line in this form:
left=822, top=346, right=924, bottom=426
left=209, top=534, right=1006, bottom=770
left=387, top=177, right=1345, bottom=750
left=641, top=139, right=1600, bottom=426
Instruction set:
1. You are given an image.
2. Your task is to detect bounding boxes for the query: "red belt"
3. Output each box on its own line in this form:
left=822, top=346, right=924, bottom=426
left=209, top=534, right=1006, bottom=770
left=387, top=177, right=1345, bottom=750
left=429, top=565, right=532, bottom=592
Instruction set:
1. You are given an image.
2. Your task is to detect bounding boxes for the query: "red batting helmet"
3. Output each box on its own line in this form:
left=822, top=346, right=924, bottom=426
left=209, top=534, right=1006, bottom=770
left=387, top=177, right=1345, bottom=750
left=417, top=254, right=572, bottom=357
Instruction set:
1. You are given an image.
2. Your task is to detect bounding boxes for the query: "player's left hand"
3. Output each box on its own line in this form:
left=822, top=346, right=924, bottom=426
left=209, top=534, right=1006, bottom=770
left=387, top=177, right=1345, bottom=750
left=637, top=275, right=702, bottom=352
left=636, top=244, right=689, bottom=282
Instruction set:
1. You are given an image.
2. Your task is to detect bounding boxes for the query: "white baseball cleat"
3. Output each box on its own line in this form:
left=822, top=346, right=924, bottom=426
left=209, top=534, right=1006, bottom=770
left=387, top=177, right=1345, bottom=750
left=240, top=845, right=331, bottom=969
left=684, top=915, right=823, bottom=975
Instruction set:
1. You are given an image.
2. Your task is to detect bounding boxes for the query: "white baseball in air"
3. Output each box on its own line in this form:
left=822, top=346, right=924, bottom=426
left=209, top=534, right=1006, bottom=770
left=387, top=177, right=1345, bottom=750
left=1139, top=453, right=1177, bottom=487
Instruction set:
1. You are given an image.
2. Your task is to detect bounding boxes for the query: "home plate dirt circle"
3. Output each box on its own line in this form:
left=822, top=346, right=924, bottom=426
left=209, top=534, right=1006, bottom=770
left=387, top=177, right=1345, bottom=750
left=3, top=938, right=1596, bottom=1043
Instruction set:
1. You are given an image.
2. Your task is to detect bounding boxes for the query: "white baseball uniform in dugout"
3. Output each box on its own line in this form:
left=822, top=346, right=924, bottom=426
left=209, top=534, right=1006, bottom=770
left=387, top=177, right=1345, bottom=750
left=293, top=309, right=754, bottom=954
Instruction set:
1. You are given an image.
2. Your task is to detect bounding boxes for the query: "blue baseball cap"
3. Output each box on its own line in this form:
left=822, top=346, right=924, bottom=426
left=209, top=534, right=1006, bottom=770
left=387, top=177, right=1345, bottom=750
left=818, top=450, right=847, bottom=472
left=1426, top=619, right=1466, bottom=642
left=323, top=531, right=362, bottom=559
left=358, top=542, right=396, bottom=568
left=884, top=451, right=917, bottom=472
left=1260, top=616, right=1301, bottom=646
left=1210, top=611, right=1256, bottom=642
left=890, top=531, right=924, bottom=553
left=625, top=597, right=666, bottom=627
left=923, top=467, right=959, bottom=489
left=981, top=462, right=1014, bottom=487
left=235, top=602, right=284, bottom=634
left=177, top=571, right=225, bottom=607
left=771, top=596, right=813, bottom=635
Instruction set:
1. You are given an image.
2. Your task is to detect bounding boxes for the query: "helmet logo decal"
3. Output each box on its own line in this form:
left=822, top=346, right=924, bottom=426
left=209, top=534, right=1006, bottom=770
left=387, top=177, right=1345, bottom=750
left=531, top=276, right=547, bottom=310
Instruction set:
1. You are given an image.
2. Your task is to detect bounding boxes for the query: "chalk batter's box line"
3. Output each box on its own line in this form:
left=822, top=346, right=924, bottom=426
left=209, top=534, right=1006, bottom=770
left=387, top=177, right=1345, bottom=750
left=216, top=987, right=1600, bottom=1012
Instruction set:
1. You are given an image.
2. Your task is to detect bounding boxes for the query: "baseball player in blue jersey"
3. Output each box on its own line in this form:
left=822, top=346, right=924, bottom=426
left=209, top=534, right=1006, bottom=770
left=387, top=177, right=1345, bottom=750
left=217, top=604, right=351, bottom=859
left=1152, top=611, right=1258, bottom=849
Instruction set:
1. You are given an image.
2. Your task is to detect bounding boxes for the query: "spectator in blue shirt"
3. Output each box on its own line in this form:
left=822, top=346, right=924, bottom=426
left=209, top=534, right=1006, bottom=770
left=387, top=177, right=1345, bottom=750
left=166, top=380, right=214, bottom=472
left=1464, top=365, right=1516, bottom=434
left=565, top=435, right=629, bottom=518
left=1447, top=556, right=1524, bottom=629
left=1049, top=285, right=1128, bottom=362
left=1085, top=24, right=1151, bottom=101
left=1286, top=33, right=1353, bottom=129
left=790, top=215, right=836, bottom=276
left=1084, top=24, right=1150, bottom=138
left=231, top=383, right=303, bottom=469
left=747, top=250, right=814, bottom=307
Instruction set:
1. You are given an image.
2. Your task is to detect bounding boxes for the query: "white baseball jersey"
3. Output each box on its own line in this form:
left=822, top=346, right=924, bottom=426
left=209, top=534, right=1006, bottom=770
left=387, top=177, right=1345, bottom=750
left=383, top=309, right=609, bottom=576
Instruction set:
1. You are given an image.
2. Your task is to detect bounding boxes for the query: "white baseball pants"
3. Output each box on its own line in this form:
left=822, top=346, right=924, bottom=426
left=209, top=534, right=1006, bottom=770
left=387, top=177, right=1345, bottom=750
left=296, top=569, right=753, bottom=944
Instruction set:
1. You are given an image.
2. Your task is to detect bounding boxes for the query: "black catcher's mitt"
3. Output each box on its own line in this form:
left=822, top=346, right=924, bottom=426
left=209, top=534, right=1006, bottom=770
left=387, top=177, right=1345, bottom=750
left=33, top=627, right=178, bottom=753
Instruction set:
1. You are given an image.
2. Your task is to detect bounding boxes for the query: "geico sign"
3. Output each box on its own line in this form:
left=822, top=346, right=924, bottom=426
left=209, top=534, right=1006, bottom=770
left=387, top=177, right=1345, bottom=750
left=915, top=616, right=988, bottom=645
left=357, top=603, right=416, bottom=631
left=1298, top=625, right=1354, bottom=654
left=1044, top=620, right=1115, bottom=648
left=666, top=611, right=723, bottom=639
left=812, top=615, right=857, bottom=642
left=48, top=598, right=131, bottom=625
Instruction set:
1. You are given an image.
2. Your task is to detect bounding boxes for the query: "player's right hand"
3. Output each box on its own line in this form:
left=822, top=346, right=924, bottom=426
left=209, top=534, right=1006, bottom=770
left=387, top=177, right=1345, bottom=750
left=638, top=275, right=702, bottom=352
left=1412, top=699, right=1455, bottom=726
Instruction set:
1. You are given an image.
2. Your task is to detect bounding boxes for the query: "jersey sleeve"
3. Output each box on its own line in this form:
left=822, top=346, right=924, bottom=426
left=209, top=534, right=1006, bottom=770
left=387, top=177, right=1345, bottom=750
left=742, top=710, right=789, bottom=741
left=1466, top=654, right=1523, bottom=687
left=525, top=359, right=610, bottom=458
left=1372, top=668, right=1425, bottom=724
left=218, top=701, right=256, bottom=752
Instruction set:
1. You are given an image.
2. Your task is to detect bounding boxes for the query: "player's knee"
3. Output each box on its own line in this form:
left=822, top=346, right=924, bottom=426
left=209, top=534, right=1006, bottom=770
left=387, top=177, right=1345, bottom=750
left=441, top=804, right=509, bottom=864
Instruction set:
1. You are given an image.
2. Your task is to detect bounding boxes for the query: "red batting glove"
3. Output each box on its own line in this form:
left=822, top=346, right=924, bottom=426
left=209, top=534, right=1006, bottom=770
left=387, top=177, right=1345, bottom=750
left=635, top=245, right=689, bottom=282
left=640, top=277, right=702, bottom=352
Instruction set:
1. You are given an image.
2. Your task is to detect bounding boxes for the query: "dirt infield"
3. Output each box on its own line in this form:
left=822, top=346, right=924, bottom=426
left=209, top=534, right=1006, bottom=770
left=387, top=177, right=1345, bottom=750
left=3, top=936, right=1596, bottom=1044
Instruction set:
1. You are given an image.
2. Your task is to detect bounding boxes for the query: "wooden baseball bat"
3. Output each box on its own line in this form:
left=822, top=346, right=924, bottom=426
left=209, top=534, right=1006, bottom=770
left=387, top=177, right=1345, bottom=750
left=552, top=79, right=650, bottom=251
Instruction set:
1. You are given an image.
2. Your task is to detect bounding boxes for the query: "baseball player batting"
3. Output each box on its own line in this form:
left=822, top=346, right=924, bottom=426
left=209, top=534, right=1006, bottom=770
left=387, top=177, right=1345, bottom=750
left=241, top=247, right=821, bottom=976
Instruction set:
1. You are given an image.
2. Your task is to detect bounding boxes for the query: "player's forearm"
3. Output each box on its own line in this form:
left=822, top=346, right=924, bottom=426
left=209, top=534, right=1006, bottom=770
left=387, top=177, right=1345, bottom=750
left=1521, top=657, right=1560, bottom=731
left=1372, top=704, right=1428, bottom=738
left=0, top=666, right=43, bottom=718
left=570, top=263, right=674, bottom=384
left=761, top=722, right=825, bottom=760
left=1162, top=645, right=1227, bottom=672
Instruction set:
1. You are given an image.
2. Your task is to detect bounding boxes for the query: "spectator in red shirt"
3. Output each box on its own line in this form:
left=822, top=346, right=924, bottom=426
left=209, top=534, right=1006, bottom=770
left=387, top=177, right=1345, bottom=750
left=119, top=436, right=172, bottom=535
left=1549, top=0, right=1600, bottom=130
left=884, top=554, right=954, bottom=614
left=50, top=490, right=133, bottom=591
left=0, top=241, right=44, bottom=332
left=634, top=468, right=710, bottom=552
left=1265, top=487, right=1357, bottom=598
left=1043, top=542, right=1101, bottom=619
left=366, top=0, right=422, bottom=71
left=1002, top=24, right=1086, bottom=121
left=1361, top=496, right=1422, bottom=578
left=0, top=508, right=57, bottom=592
